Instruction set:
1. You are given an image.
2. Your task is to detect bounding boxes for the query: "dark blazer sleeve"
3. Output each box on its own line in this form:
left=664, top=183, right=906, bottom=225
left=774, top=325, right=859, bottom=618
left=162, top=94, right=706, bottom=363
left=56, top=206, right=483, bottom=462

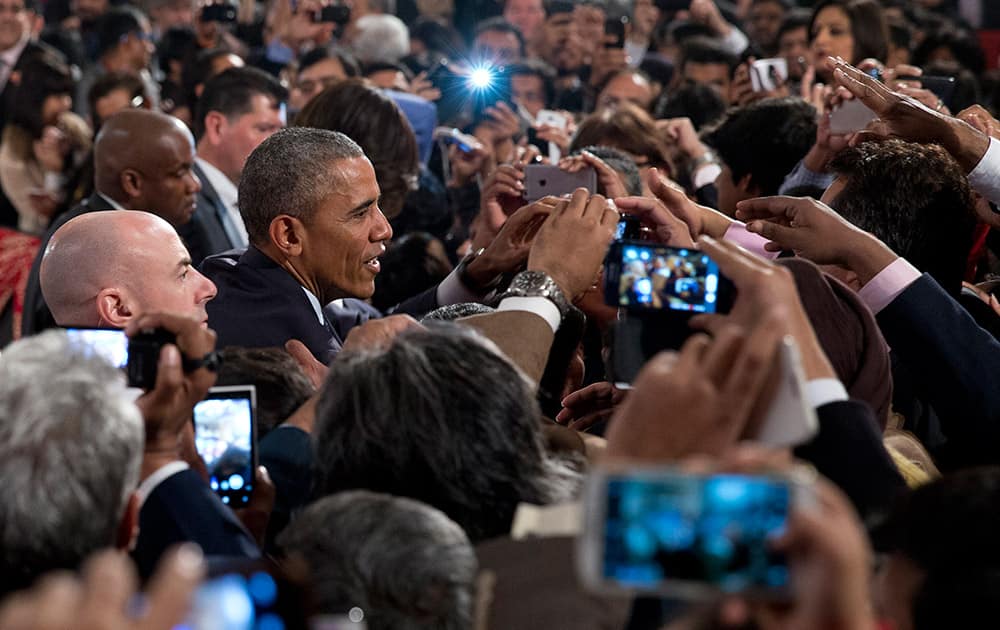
left=876, top=274, right=1000, bottom=466
left=794, top=399, right=906, bottom=523
left=132, top=468, right=260, bottom=579
left=389, top=285, right=441, bottom=318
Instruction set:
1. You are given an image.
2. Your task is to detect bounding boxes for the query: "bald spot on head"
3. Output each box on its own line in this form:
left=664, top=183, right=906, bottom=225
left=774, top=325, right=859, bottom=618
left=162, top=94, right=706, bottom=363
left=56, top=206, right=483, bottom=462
left=94, top=109, right=194, bottom=201
left=40, top=211, right=179, bottom=325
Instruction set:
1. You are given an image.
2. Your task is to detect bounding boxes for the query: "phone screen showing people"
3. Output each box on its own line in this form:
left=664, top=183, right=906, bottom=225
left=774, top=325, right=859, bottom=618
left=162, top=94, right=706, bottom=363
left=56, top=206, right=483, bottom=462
left=609, top=242, right=725, bottom=314
left=193, top=386, right=257, bottom=506
left=601, top=472, right=791, bottom=593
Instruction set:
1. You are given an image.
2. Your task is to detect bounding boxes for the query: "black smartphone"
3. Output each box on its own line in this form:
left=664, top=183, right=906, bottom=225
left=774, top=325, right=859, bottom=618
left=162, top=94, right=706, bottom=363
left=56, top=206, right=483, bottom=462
left=579, top=466, right=803, bottom=598
left=616, top=214, right=642, bottom=240
left=64, top=327, right=174, bottom=389
left=603, top=240, right=734, bottom=315
left=605, top=16, right=628, bottom=49
left=470, top=65, right=517, bottom=127
left=199, top=1, right=237, bottom=22
left=316, top=2, right=351, bottom=24
left=655, top=0, right=691, bottom=11
left=193, top=385, right=258, bottom=507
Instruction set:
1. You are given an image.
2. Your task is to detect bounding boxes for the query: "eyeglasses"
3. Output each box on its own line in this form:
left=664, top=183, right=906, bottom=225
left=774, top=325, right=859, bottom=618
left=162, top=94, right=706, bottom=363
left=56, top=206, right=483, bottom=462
left=120, top=30, right=155, bottom=44
left=295, top=75, right=340, bottom=94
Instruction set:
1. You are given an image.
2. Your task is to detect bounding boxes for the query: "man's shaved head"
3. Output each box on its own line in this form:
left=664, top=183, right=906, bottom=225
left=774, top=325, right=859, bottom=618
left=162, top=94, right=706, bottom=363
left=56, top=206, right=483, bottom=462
left=94, top=109, right=201, bottom=227
left=41, top=211, right=217, bottom=327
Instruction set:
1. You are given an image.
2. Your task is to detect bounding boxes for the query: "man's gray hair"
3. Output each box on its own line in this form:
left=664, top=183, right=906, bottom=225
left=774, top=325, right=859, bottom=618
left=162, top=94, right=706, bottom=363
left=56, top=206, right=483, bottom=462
left=278, top=491, right=477, bottom=630
left=238, top=127, right=365, bottom=246
left=0, top=331, right=144, bottom=593
left=352, top=14, right=410, bottom=64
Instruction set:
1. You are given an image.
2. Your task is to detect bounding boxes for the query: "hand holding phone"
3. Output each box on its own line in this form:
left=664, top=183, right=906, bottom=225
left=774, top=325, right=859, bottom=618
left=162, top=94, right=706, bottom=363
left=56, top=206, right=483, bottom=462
left=524, top=164, right=597, bottom=202
left=750, top=58, right=788, bottom=92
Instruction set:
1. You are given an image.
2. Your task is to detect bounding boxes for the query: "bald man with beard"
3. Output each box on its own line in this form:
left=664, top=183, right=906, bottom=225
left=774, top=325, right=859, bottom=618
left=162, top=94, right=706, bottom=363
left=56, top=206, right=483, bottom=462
left=41, top=211, right=217, bottom=328
left=21, top=108, right=202, bottom=335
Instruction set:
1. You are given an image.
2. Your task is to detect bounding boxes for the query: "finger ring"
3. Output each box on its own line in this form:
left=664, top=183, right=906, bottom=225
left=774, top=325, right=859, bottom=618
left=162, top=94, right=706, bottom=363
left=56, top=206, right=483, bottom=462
left=935, top=100, right=945, bottom=112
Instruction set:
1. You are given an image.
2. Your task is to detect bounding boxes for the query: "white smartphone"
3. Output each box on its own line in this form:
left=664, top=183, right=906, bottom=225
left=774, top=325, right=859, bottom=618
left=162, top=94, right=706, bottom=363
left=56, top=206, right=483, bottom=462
left=750, top=58, right=788, bottom=92
left=578, top=465, right=813, bottom=599
left=828, top=99, right=877, bottom=134
left=535, top=109, right=568, bottom=162
left=753, top=338, right=819, bottom=448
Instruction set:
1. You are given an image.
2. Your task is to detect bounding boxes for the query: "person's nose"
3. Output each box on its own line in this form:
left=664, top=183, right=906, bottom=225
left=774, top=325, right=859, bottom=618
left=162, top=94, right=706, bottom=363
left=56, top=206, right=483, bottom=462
left=195, top=269, right=217, bottom=303
left=371, top=205, right=393, bottom=243
left=187, top=168, right=202, bottom=194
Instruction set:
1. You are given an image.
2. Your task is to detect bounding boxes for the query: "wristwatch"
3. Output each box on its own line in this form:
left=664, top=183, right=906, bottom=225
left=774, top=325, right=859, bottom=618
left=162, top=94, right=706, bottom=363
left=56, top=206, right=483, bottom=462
left=457, top=247, right=505, bottom=294
left=182, top=350, right=222, bottom=374
left=499, top=270, right=571, bottom=319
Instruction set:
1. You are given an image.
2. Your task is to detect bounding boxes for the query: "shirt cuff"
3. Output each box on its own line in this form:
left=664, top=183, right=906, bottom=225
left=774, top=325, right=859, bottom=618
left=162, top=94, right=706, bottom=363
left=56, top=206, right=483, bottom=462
left=968, top=136, right=1000, bottom=205
left=265, top=40, right=295, bottom=65
left=805, top=378, right=848, bottom=409
left=692, top=163, right=722, bottom=190
left=778, top=159, right=835, bottom=194
left=720, top=26, right=749, bottom=55
left=722, top=221, right=779, bottom=259
left=436, top=268, right=483, bottom=306
left=857, top=257, right=921, bottom=315
left=497, top=296, right=560, bottom=334
left=136, top=461, right=190, bottom=508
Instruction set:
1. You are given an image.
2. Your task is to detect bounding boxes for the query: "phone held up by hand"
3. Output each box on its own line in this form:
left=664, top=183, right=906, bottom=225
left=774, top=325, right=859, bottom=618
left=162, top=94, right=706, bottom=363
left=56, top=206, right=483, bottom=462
left=578, top=464, right=814, bottom=599
left=64, top=326, right=176, bottom=389
left=193, top=385, right=258, bottom=507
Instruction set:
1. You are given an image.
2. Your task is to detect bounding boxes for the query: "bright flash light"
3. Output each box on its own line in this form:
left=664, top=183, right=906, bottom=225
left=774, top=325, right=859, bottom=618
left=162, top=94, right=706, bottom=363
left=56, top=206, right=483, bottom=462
left=469, top=67, right=494, bottom=89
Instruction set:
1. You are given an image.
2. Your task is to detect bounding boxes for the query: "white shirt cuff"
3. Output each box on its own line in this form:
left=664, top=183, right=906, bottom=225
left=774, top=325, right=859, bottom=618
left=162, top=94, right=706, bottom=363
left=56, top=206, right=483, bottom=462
left=857, top=257, right=922, bottom=315
left=497, top=296, right=560, bottom=334
left=968, top=136, right=1000, bottom=205
left=136, top=461, right=190, bottom=508
left=436, top=268, right=483, bottom=306
left=805, top=378, right=848, bottom=409
left=693, top=163, right=722, bottom=190
left=720, top=26, right=749, bottom=54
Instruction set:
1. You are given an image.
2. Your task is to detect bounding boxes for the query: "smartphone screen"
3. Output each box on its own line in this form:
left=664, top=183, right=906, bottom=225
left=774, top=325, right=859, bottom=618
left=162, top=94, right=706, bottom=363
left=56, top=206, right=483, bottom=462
left=595, top=471, right=791, bottom=594
left=64, top=328, right=129, bottom=368
left=193, top=386, right=257, bottom=506
left=606, top=242, right=726, bottom=314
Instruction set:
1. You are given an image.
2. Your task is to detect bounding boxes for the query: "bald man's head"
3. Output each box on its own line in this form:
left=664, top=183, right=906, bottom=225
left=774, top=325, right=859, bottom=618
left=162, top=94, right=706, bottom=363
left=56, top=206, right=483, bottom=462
left=94, top=109, right=201, bottom=227
left=41, top=211, right=217, bottom=328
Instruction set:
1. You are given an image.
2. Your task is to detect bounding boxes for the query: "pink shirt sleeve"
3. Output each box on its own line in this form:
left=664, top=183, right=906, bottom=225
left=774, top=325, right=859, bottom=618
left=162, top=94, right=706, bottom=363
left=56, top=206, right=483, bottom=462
left=857, top=257, right=922, bottom=315
left=722, top=221, right=781, bottom=260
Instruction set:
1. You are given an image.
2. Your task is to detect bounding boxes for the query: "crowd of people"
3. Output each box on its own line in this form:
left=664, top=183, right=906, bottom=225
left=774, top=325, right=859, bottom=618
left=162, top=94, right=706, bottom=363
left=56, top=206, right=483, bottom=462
left=2, top=0, right=1000, bottom=628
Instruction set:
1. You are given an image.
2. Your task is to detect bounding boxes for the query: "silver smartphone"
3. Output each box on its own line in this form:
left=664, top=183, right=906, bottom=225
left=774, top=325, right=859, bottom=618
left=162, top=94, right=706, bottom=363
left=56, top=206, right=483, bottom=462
left=524, top=164, right=597, bottom=202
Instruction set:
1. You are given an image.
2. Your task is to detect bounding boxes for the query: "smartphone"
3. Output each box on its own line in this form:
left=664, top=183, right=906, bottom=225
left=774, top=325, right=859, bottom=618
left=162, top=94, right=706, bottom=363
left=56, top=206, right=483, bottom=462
left=470, top=65, right=517, bottom=127
left=316, top=2, right=350, bottom=23
left=616, top=214, right=641, bottom=240
left=896, top=75, right=957, bottom=109
left=578, top=466, right=807, bottom=598
left=200, top=1, right=237, bottom=22
left=64, top=327, right=174, bottom=389
left=750, top=58, right=788, bottom=92
left=603, top=240, right=734, bottom=315
left=193, top=385, right=258, bottom=506
left=605, top=16, right=628, bottom=49
left=184, top=558, right=315, bottom=630
left=655, top=0, right=691, bottom=11
left=433, top=126, right=480, bottom=153
left=536, top=109, right=568, bottom=130
left=524, top=164, right=597, bottom=202
left=754, top=338, right=819, bottom=447
left=828, top=99, right=877, bottom=134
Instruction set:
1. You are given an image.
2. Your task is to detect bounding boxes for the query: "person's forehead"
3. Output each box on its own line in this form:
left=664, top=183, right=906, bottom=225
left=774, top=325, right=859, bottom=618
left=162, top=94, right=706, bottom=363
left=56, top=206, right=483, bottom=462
left=478, top=29, right=519, bottom=46
left=323, top=156, right=379, bottom=207
left=512, top=74, right=543, bottom=92
left=301, top=57, right=344, bottom=81
left=685, top=62, right=729, bottom=79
